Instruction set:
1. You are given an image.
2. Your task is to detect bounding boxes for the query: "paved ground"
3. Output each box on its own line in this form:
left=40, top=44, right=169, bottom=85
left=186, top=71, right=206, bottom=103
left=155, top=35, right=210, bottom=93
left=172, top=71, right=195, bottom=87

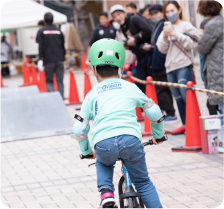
left=1, top=65, right=224, bottom=208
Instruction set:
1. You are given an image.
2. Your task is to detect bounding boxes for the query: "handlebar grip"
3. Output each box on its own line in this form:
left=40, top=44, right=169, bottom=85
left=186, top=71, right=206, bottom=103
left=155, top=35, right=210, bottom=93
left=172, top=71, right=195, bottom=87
left=79, top=154, right=94, bottom=159
left=156, top=135, right=168, bottom=143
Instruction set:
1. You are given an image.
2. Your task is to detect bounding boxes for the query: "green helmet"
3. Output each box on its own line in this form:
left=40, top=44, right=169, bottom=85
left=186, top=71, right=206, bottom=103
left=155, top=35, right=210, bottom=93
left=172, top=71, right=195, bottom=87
left=89, top=38, right=125, bottom=68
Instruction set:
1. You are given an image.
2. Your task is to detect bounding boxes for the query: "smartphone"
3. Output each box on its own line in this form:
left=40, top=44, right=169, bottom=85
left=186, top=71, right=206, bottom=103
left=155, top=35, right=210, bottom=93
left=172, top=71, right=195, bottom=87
left=183, top=32, right=199, bottom=42
left=142, top=44, right=154, bottom=49
left=164, top=21, right=172, bottom=32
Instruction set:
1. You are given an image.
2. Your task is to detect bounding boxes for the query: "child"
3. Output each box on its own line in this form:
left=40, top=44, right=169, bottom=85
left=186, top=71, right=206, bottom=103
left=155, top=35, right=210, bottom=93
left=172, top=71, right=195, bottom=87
left=72, top=38, right=164, bottom=208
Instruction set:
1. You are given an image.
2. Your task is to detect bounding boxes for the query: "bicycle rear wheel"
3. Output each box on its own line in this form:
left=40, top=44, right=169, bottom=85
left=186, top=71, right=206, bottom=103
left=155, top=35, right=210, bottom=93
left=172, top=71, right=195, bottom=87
left=118, top=175, right=144, bottom=208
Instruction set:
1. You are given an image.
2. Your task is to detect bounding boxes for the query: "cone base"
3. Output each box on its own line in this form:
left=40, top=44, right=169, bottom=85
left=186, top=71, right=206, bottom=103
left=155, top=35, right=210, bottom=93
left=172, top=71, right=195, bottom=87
left=137, top=119, right=144, bottom=122
left=66, top=102, right=82, bottom=106
left=172, top=146, right=202, bottom=153
left=142, top=132, right=152, bottom=137
left=20, top=84, right=31, bottom=87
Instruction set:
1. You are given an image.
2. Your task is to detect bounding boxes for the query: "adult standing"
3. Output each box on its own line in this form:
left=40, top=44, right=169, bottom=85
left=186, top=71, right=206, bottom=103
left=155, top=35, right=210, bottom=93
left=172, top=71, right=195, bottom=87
left=88, top=12, right=116, bottom=50
left=1, top=35, right=11, bottom=77
left=37, top=12, right=65, bottom=98
left=144, top=4, right=177, bottom=123
left=126, top=2, right=137, bottom=16
left=110, top=19, right=136, bottom=65
left=196, top=0, right=223, bottom=118
left=156, top=1, right=198, bottom=134
left=110, top=5, right=153, bottom=93
left=139, top=5, right=154, bottom=23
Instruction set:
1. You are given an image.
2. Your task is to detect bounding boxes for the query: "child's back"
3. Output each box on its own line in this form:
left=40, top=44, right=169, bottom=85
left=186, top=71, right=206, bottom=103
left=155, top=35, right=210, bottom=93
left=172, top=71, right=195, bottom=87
left=72, top=38, right=164, bottom=208
left=81, top=78, right=149, bottom=147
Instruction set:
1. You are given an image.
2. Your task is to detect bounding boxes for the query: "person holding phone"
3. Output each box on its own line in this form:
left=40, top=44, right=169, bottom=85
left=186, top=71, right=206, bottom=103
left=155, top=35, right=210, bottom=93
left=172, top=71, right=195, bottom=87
left=156, top=1, right=198, bottom=134
left=196, top=0, right=223, bottom=121
left=143, top=4, right=177, bottom=124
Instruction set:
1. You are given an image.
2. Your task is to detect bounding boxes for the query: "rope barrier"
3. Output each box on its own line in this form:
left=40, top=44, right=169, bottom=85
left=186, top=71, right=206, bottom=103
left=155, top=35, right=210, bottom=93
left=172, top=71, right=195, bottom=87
left=1, top=63, right=223, bottom=97
left=121, top=74, right=224, bottom=97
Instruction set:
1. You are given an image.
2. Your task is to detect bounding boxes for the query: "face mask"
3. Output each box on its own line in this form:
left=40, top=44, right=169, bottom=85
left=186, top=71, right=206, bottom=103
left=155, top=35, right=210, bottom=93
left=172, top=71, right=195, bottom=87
left=166, top=13, right=179, bottom=23
left=112, top=22, right=120, bottom=30
left=152, top=17, right=161, bottom=23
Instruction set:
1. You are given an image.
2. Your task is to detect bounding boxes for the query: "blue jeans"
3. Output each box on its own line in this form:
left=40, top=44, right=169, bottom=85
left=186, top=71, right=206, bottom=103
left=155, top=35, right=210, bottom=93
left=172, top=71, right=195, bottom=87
left=218, top=103, right=224, bottom=125
left=95, top=135, right=162, bottom=208
left=167, top=65, right=193, bottom=125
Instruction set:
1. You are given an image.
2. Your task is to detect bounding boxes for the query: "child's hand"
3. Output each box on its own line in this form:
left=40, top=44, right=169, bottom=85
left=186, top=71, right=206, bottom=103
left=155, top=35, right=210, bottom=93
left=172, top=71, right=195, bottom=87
left=87, top=150, right=96, bottom=159
left=152, top=137, right=163, bottom=145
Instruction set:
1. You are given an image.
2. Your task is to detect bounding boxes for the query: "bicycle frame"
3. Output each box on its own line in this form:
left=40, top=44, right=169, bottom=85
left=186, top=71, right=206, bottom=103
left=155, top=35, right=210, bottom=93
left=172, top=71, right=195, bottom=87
left=123, top=163, right=132, bottom=186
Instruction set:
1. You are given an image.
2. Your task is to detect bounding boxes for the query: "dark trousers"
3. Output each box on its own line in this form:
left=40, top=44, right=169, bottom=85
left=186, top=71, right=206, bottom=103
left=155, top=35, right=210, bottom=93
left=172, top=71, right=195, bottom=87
left=153, top=75, right=175, bottom=117
left=136, top=56, right=151, bottom=93
left=207, top=99, right=219, bottom=115
left=1, top=61, right=10, bottom=76
left=44, top=62, right=64, bottom=97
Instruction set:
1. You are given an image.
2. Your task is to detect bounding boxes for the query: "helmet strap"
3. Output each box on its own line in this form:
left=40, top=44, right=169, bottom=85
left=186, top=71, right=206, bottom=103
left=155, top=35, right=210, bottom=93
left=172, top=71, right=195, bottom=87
left=94, top=66, right=99, bottom=83
left=118, top=68, right=122, bottom=79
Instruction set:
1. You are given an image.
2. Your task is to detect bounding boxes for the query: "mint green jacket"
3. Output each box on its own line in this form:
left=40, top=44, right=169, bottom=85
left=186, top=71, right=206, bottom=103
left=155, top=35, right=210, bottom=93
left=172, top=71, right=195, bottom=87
left=77, top=78, right=164, bottom=155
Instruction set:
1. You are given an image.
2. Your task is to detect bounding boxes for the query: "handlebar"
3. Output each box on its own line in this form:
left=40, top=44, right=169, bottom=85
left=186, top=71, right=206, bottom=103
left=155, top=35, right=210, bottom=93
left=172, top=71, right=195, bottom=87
left=142, top=135, right=168, bottom=146
left=79, top=136, right=168, bottom=159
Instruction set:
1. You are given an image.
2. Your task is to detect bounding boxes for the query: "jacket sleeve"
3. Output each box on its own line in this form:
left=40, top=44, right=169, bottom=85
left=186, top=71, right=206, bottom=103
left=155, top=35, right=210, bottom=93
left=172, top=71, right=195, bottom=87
left=174, top=23, right=198, bottom=51
left=89, top=28, right=98, bottom=46
left=37, top=30, right=44, bottom=60
left=156, top=32, right=170, bottom=54
left=131, top=16, right=152, bottom=44
left=77, top=94, right=93, bottom=155
left=197, top=21, right=220, bottom=55
left=60, top=31, right=66, bottom=60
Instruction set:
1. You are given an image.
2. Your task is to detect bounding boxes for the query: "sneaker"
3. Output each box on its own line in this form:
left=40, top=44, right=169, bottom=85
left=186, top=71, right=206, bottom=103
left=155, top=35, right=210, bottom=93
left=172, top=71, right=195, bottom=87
left=171, top=126, right=185, bottom=135
left=99, top=189, right=115, bottom=208
left=163, top=115, right=178, bottom=124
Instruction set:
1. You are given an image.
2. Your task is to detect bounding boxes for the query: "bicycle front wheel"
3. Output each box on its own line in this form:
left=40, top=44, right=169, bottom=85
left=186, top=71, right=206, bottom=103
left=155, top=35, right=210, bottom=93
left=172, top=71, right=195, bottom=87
left=118, top=175, right=144, bottom=208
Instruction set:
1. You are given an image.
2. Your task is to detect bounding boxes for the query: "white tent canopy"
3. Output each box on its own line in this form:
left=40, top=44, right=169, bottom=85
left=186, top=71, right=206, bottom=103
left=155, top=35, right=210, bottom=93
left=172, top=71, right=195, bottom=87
left=1, top=0, right=67, bottom=30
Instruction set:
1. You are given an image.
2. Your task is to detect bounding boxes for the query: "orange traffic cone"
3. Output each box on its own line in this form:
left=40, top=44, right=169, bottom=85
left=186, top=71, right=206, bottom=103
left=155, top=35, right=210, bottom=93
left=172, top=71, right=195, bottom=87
left=0, top=73, right=5, bottom=87
left=20, top=58, right=31, bottom=87
left=53, top=73, right=58, bottom=91
left=84, top=69, right=92, bottom=98
left=142, top=77, right=158, bottom=137
left=31, top=62, right=38, bottom=86
left=67, top=68, right=81, bottom=105
left=172, top=81, right=202, bottom=152
left=81, top=51, right=88, bottom=72
left=38, top=70, right=47, bottom=92
left=126, top=71, right=144, bottom=122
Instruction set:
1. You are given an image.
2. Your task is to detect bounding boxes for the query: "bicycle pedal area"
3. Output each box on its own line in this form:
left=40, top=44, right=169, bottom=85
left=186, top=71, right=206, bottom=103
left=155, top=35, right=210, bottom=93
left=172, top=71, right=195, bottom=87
left=1, top=70, right=224, bottom=208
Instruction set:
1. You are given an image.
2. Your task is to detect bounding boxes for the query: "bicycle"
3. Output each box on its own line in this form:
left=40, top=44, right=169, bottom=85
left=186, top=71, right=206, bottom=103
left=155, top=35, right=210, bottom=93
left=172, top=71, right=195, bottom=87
left=80, top=136, right=168, bottom=208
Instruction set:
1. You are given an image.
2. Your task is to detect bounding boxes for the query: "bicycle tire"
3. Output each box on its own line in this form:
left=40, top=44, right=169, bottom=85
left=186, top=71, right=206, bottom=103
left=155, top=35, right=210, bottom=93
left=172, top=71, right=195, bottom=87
left=118, top=176, right=125, bottom=208
left=127, top=197, right=133, bottom=208
left=118, top=175, right=144, bottom=208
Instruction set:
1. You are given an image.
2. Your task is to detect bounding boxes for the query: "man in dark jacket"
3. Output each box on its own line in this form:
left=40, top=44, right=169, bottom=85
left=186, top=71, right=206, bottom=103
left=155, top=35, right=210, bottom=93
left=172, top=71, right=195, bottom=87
left=144, top=5, right=177, bottom=123
left=88, top=11, right=116, bottom=57
left=110, top=4, right=153, bottom=93
left=37, top=12, right=65, bottom=98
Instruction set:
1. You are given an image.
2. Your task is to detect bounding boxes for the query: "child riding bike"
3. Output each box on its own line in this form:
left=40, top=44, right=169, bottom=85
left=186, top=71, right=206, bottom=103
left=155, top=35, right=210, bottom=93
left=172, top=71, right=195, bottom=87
left=72, top=38, right=164, bottom=208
